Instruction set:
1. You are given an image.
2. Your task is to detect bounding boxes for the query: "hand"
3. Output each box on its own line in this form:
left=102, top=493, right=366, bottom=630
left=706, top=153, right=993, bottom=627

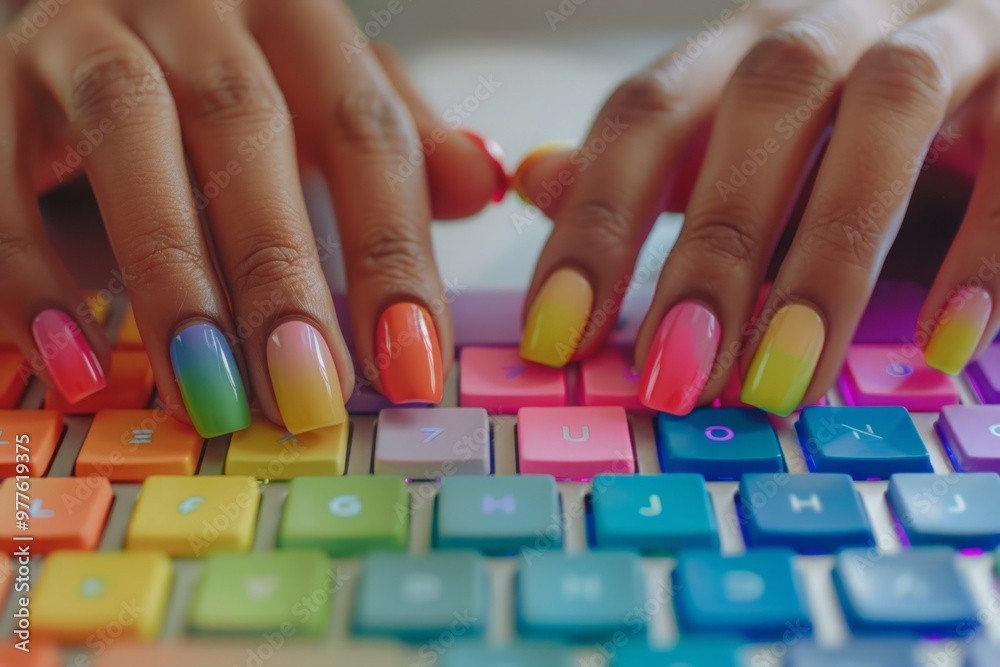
left=513, top=0, right=1000, bottom=416
left=0, top=0, right=507, bottom=436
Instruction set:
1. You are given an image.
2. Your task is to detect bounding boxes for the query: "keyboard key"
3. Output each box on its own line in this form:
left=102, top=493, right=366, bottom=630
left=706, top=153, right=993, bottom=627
left=76, top=410, right=204, bottom=481
left=0, top=410, right=62, bottom=478
left=590, top=473, right=718, bottom=552
left=795, top=406, right=931, bottom=479
left=655, top=408, right=784, bottom=481
left=442, top=645, right=575, bottom=667
left=435, top=475, right=560, bottom=554
left=127, top=475, right=260, bottom=556
left=938, top=405, right=1000, bottom=473
left=518, top=406, right=634, bottom=479
left=115, top=305, right=144, bottom=348
left=226, top=414, right=348, bottom=479
left=96, top=643, right=406, bottom=667
left=517, top=552, right=644, bottom=640
left=613, top=641, right=742, bottom=667
left=888, top=473, right=1000, bottom=549
left=739, top=473, right=873, bottom=553
left=0, top=477, right=112, bottom=553
left=840, top=345, right=957, bottom=411
left=189, top=551, right=332, bottom=636
left=34, top=551, right=172, bottom=643
left=672, top=549, right=811, bottom=639
left=375, top=407, right=490, bottom=478
left=967, top=344, right=1000, bottom=404
left=45, top=349, right=155, bottom=413
left=966, top=640, right=1000, bottom=667
left=833, top=547, right=978, bottom=636
left=788, top=640, right=920, bottom=667
left=579, top=347, right=644, bottom=411
left=279, top=476, right=409, bottom=556
left=354, top=552, right=488, bottom=641
left=0, top=643, right=61, bottom=667
left=0, top=352, right=28, bottom=409
left=854, top=280, right=926, bottom=344
left=459, top=346, right=567, bottom=413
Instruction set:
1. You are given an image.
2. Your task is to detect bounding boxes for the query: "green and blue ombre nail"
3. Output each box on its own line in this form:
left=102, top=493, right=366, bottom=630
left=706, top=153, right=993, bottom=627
left=170, top=323, right=250, bottom=438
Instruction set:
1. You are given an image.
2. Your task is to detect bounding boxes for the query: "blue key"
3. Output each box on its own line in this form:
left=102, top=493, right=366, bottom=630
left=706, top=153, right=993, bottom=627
left=613, top=640, right=742, bottom=667
left=590, top=473, right=718, bottom=552
left=739, top=473, right=873, bottom=553
left=788, top=640, right=920, bottom=667
left=795, top=407, right=932, bottom=479
left=672, top=548, right=812, bottom=639
left=442, top=644, right=574, bottom=667
left=517, top=552, right=644, bottom=640
left=435, top=475, right=560, bottom=554
left=656, top=408, right=784, bottom=481
left=353, top=552, right=488, bottom=641
left=833, top=547, right=979, bottom=636
left=888, top=473, right=1000, bottom=549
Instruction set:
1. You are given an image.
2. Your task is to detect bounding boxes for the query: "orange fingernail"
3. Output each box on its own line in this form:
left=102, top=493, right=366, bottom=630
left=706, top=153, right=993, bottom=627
left=375, top=303, right=443, bottom=404
left=512, top=141, right=573, bottom=206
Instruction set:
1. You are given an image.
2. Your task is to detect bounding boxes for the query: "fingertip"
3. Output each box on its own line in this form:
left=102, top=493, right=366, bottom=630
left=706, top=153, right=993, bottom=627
left=427, top=128, right=510, bottom=219
left=511, top=142, right=575, bottom=212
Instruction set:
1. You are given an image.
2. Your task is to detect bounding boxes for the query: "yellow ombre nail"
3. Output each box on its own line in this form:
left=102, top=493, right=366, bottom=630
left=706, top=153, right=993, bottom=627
left=512, top=141, right=574, bottom=205
left=925, top=286, right=992, bottom=375
left=520, top=268, right=593, bottom=367
left=267, top=321, right=346, bottom=434
left=741, top=304, right=825, bottom=417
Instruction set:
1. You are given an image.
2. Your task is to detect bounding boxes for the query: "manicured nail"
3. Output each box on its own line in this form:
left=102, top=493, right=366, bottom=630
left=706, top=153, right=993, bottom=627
left=512, top=141, right=574, bottom=205
left=31, top=309, right=107, bottom=403
left=457, top=128, right=510, bottom=202
left=170, top=323, right=250, bottom=438
left=267, top=321, right=346, bottom=434
left=740, top=304, right=824, bottom=417
left=375, top=303, right=443, bottom=404
left=639, top=302, right=720, bottom=415
left=520, top=268, right=593, bottom=368
left=925, top=286, right=992, bottom=375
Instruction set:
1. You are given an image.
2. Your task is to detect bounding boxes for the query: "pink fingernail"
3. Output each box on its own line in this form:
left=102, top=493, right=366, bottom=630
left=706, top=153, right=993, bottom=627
left=31, top=309, right=106, bottom=403
left=639, top=302, right=720, bottom=415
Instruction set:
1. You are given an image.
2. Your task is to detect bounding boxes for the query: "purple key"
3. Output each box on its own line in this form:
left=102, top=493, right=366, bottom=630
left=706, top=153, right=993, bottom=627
left=938, top=405, right=1000, bottom=473
left=967, top=345, right=1000, bottom=404
left=451, top=292, right=525, bottom=346
left=854, top=280, right=926, bottom=344
left=374, top=408, right=491, bottom=478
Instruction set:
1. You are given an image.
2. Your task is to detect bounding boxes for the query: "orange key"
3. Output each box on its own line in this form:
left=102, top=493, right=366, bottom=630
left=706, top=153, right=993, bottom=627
left=45, top=350, right=154, bottom=414
left=0, top=411, right=63, bottom=478
left=76, top=410, right=203, bottom=481
left=0, top=352, right=28, bottom=410
left=0, top=643, right=61, bottom=667
left=115, top=306, right=144, bottom=349
left=0, top=478, right=113, bottom=554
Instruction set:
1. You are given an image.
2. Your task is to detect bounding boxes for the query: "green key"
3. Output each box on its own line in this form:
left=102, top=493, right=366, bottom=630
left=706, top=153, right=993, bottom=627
left=278, top=476, right=409, bottom=556
left=188, top=550, right=332, bottom=636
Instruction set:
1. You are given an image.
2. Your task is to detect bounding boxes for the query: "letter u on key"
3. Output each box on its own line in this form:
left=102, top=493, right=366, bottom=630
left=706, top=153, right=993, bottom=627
left=562, top=425, right=590, bottom=442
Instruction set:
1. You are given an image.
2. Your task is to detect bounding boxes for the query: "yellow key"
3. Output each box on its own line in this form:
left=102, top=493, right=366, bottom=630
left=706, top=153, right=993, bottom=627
left=226, top=414, right=348, bottom=479
left=127, top=475, right=260, bottom=556
left=34, top=551, right=172, bottom=644
left=116, top=305, right=144, bottom=348
left=84, top=291, right=112, bottom=326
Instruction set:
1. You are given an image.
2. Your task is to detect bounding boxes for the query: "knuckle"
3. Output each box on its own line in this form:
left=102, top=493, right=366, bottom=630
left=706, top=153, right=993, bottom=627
left=232, top=228, right=317, bottom=295
left=602, top=71, right=686, bottom=125
left=853, top=36, right=951, bottom=114
left=355, top=222, right=430, bottom=290
left=564, top=200, right=636, bottom=255
left=731, top=21, right=839, bottom=105
left=798, top=204, right=881, bottom=270
left=68, top=47, right=169, bottom=128
left=0, top=229, right=37, bottom=271
left=680, top=211, right=762, bottom=268
left=179, top=60, right=285, bottom=126
left=122, top=224, right=205, bottom=295
left=329, top=88, right=413, bottom=155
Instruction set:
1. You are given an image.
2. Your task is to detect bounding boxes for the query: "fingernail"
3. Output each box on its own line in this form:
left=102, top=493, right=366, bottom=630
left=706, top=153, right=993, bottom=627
left=31, top=309, right=107, bottom=403
left=375, top=303, right=443, bottom=404
left=925, top=286, right=992, bottom=375
left=740, top=304, right=824, bottom=417
left=639, top=302, right=720, bottom=415
left=268, top=321, right=346, bottom=434
left=170, top=323, right=250, bottom=438
left=512, top=141, right=574, bottom=206
left=520, top=268, right=593, bottom=368
left=457, top=128, right=510, bottom=202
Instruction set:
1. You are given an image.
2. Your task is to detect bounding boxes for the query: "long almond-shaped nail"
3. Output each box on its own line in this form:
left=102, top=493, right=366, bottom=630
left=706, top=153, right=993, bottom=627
left=268, top=321, right=346, bottom=434
left=375, top=303, right=443, bottom=404
left=639, top=302, right=720, bottom=415
left=925, top=286, right=992, bottom=375
left=512, top=141, right=573, bottom=205
left=520, top=268, right=593, bottom=368
left=741, top=304, right=824, bottom=417
left=31, top=309, right=107, bottom=403
left=170, top=323, right=250, bottom=438
left=457, top=128, right=510, bottom=203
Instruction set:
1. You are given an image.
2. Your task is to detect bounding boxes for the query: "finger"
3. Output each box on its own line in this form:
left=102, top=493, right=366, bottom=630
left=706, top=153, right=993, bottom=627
left=133, top=1, right=351, bottom=434
left=251, top=0, right=448, bottom=403
left=26, top=10, right=250, bottom=436
left=743, top=4, right=999, bottom=415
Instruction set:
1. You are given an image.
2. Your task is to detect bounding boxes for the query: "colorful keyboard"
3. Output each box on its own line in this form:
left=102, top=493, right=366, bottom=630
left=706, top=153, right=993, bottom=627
left=3, top=283, right=1000, bottom=667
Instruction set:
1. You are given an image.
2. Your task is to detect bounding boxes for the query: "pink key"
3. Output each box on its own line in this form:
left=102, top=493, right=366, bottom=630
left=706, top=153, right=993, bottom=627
left=459, top=347, right=567, bottom=414
left=517, top=406, right=634, bottom=479
left=579, top=347, right=646, bottom=411
left=937, top=405, right=1000, bottom=473
left=839, top=344, right=957, bottom=411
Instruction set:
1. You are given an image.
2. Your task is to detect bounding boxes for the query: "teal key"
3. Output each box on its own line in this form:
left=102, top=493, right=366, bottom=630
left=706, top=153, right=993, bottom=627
left=614, top=639, right=743, bottom=667
left=517, top=551, right=645, bottom=640
left=435, top=475, right=560, bottom=554
left=591, top=473, right=718, bottom=552
left=442, top=644, right=575, bottom=667
left=354, top=552, right=488, bottom=641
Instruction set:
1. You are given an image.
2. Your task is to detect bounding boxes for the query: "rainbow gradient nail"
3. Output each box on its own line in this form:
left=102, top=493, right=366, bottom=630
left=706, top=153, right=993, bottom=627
left=925, top=286, right=992, bottom=375
left=170, top=323, right=250, bottom=438
left=31, top=309, right=107, bottom=403
left=268, top=321, right=346, bottom=433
